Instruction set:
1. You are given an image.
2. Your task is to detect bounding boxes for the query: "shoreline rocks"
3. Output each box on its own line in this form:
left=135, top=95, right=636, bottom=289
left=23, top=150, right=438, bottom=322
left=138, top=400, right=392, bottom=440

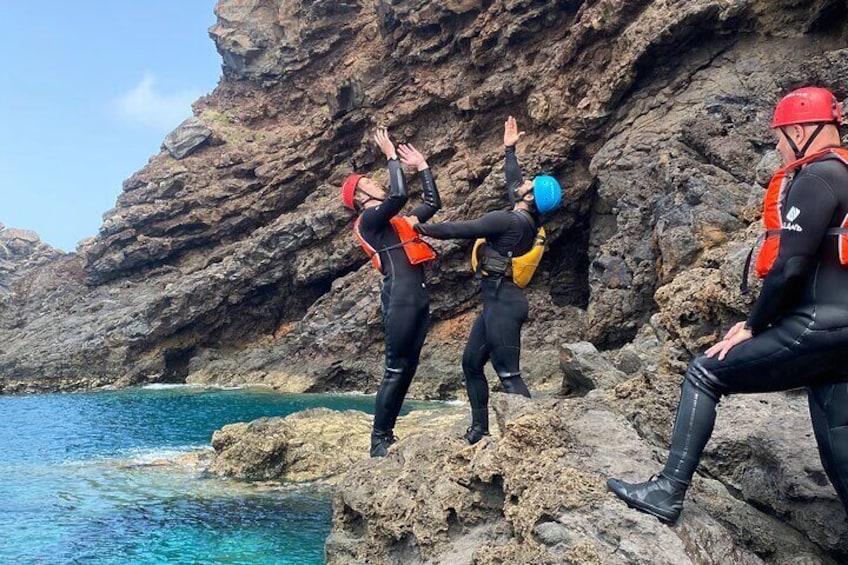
left=329, top=389, right=847, bottom=564
left=206, top=405, right=467, bottom=484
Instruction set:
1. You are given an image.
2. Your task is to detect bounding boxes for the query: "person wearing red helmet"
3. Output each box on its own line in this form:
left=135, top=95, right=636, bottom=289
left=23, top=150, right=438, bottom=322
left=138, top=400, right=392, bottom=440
left=341, top=127, right=442, bottom=457
left=608, top=86, right=848, bottom=523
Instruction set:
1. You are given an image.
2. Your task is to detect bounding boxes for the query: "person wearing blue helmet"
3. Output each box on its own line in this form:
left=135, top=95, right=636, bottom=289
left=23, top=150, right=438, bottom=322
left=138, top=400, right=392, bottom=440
left=406, top=116, right=563, bottom=443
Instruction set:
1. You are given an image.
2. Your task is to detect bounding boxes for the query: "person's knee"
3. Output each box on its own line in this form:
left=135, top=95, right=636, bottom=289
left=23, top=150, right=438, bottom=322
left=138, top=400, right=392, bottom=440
left=822, top=383, right=848, bottom=427
left=385, top=357, right=410, bottom=379
left=830, top=424, right=848, bottom=455
left=685, top=358, right=725, bottom=400
left=462, top=351, right=485, bottom=379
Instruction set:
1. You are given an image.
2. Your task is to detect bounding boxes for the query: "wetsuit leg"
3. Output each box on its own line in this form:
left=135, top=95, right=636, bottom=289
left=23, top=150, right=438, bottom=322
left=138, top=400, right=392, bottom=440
left=385, top=306, right=430, bottom=431
left=373, top=286, right=429, bottom=434
left=660, top=360, right=721, bottom=486
left=485, top=283, right=531, bottom=398
left=808, top=382, right=848, bottom=511
left=462, top=313, right=491, bottom=432
left=659, top=316, right=848, bottom=487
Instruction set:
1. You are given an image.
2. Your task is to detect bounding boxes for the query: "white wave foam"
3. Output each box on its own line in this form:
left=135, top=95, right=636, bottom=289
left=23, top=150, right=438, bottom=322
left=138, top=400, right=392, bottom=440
left=119, top=446, right=211, bottom=464
left=440, top=399, right=465, bottom=406
left=142, top=382, right=275, bottom=392
left=59, top=445, right=212, bottom=468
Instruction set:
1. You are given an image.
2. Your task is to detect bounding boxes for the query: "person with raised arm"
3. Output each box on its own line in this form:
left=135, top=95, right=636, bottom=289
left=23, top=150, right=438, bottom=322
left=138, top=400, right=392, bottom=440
left=407, top=117, right=562, bottom=444
left=340, top=128, right=442, bottom=457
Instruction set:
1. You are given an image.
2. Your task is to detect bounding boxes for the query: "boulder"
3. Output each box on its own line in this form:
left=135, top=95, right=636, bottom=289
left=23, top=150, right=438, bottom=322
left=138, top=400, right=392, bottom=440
left=558, top=341, right=628, bottom=396
left=162, top=117, right=213, bottom=159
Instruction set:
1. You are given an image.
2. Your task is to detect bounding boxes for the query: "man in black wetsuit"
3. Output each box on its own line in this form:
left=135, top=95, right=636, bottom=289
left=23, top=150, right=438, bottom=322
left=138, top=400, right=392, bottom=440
left=608, top=86, right=848, bottom=523
left=341, top=128, right=442, bottom=457
left=407, top=116, right=562, bottom=444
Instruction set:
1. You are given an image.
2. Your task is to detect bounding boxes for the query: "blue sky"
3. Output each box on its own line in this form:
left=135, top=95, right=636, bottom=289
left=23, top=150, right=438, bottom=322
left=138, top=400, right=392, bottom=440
left=0, top=2, right=221, bottom=251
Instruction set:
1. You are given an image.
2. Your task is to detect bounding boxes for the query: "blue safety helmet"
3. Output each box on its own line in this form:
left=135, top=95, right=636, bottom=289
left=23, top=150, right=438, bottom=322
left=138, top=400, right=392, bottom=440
left=532, top=175, right=562, bottom=214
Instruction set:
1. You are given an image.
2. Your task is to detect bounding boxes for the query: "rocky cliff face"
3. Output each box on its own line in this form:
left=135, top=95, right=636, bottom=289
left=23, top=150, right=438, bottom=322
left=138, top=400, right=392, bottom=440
left=0, top=0, right=845, bottom=397
left=0, top=224, right=64, bottom=297
left=2, top=0, right=848, bottom=560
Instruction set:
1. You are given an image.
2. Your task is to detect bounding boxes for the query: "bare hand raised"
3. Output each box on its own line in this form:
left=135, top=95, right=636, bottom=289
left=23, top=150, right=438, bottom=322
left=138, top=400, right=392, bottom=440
left=504, top=116, right=525, bottom=147
left=398, top=143, right=428, bottom=171
left=374, top=128, right=398, bottom=160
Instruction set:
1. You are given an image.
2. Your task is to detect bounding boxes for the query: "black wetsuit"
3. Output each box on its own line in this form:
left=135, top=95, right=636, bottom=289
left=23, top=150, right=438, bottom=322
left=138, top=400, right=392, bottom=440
left=357, top=160, right=441, bottom=437
left=664, top=152, right=848, bottom=511
left=415, top=146, right=538, bottom=434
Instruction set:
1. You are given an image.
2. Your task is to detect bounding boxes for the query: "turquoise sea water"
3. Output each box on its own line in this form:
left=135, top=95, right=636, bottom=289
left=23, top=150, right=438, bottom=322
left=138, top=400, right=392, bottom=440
left=0, top=387, right=415, bottom=565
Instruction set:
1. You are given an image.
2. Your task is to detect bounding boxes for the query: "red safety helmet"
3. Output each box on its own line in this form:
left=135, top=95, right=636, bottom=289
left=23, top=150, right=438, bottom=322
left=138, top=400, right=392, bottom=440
left=341, top=174, right=363, bottom=209
left=771, top=87, right=843, bottom=128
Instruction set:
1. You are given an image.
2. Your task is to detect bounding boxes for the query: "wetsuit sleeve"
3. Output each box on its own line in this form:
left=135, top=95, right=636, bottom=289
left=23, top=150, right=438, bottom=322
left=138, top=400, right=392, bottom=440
left=407, top=168, right=441, bottom=223
left=415, top=211, right=512, bottom=240
left=359, top=159, right=408, bottom=230
left=505, top=145, right=523, bottom=205
left=746, top=172, right=839, bottom=333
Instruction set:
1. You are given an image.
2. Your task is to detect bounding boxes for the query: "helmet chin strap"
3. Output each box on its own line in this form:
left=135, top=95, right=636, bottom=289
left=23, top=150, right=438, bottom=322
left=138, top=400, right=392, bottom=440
left=355, top=188, right=385, bottom=211
left=782, top=123, right=826, bottom=160
left=517, top=192, right=535, bottom=212
left=509, top=180, right=524, bottom=202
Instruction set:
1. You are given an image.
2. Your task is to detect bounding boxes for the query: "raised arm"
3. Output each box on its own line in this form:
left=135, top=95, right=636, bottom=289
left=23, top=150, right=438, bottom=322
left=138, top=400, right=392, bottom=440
left=399, top=143, right=441, bottom=223
left=504, top=116, right=525, bottom=204
left=361, top=129, right=409, bottom=227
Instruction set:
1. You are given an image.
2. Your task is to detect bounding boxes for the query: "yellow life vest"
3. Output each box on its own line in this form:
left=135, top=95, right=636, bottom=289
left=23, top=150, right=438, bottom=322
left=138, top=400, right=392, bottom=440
left=471, top=227, right=546, bottom=288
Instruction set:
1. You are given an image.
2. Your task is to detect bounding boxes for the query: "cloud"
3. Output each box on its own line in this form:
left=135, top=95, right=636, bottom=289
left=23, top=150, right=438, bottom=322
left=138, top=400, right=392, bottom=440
left=115, top=72, right=201, bottom=131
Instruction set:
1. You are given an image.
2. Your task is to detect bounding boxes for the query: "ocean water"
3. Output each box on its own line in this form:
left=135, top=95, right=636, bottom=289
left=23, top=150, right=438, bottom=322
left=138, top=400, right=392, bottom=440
left=0, top=386, right=418, bottom=565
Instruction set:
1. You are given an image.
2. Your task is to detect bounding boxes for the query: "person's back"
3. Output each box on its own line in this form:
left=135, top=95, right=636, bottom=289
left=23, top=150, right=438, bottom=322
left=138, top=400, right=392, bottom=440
left=410, top=116, right=563, bottom=444
left=481, top=209, right=537, bottom=259
left=793, top=158, right=848, bottom=314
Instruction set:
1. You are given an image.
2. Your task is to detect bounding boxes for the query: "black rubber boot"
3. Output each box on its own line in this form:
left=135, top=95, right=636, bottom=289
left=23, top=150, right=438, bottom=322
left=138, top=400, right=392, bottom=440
left=499, top=373, right=531, bottom=398
left=608, top=362, right=722, bottom=524
left=464, top=425, right=490, bottom=445
left=370, top=429, right=397, bottom=458
left=373, top=366, right=407, bottom=432
left=661, top=361, right=721, bottom=483
left=606, top=474, right=687, bottom=524
left=464, top=408, right=490, bottom=445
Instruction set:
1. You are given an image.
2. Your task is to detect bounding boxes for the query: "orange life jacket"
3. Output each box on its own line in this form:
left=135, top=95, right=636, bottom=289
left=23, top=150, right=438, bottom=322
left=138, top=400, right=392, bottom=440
left=742, top=147, right=848, bottom=291
left=353, top=216, right=437, bottom=272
